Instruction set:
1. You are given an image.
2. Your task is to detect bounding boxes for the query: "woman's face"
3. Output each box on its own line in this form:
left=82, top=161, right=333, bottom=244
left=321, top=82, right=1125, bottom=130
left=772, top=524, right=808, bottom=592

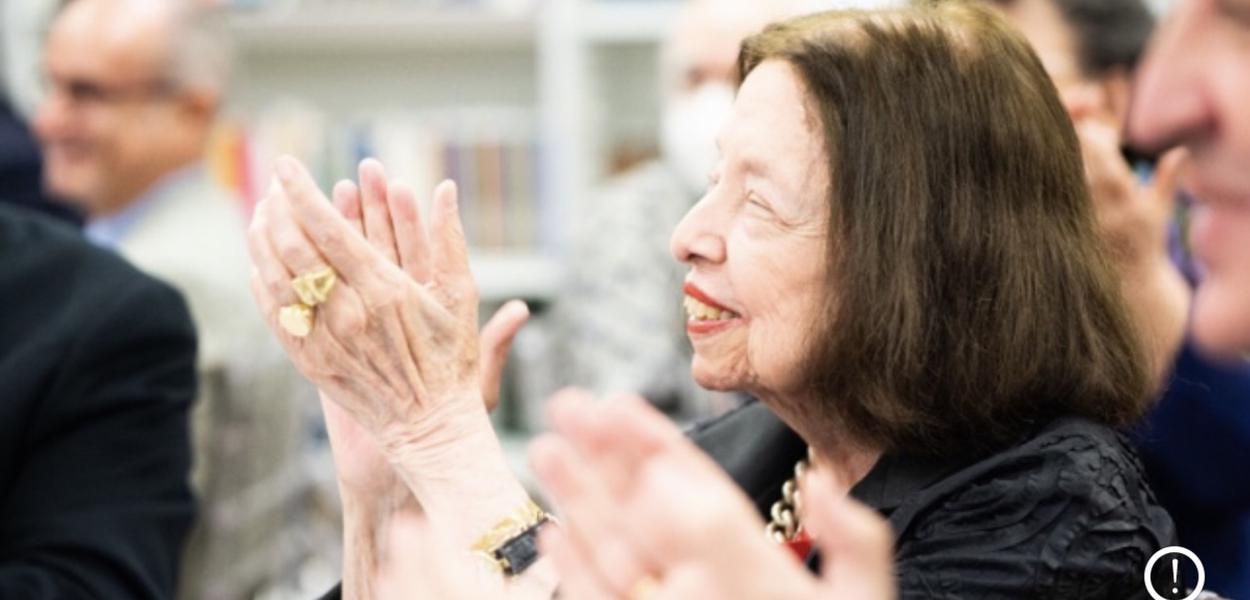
left=670, top=60, right=832, bottom=398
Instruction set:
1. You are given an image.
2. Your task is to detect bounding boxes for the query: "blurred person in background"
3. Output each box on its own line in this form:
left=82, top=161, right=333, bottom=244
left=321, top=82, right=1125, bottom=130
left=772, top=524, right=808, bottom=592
left=33, top=1, right=316, bottom=598
left=555, top=0, right=805, bottom=417
left=991, top=0, right=1250, bottom=594
left=1127, top=0, right=1250, bottom=590
left=1130, top=0, right=1250, bottom=362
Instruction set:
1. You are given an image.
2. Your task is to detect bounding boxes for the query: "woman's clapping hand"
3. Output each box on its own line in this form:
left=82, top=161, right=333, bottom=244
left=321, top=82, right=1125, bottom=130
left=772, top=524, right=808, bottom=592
left=248, top=156, right=487, bottom=455
left=313, top=159, right=529, bottom=500
left=248, top=157, right=544, bottom=598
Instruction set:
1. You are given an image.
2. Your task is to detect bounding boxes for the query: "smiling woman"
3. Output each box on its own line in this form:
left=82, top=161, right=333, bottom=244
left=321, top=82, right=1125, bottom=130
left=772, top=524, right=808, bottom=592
left=736, top=5, right=1154, bottom=461
left=247, top=3, right=1175, bottom=599
left=672, top=59, right=832, bottom=399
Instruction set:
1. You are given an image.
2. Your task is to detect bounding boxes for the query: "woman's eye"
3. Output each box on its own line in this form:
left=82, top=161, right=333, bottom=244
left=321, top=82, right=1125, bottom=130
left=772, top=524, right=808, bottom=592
left=746, top=193, right=772, bottom=212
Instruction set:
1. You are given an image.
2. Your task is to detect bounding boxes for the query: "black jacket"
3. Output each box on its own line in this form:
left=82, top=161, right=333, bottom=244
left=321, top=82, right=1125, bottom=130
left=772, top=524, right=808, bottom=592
left=0, top=205, right=197, bottom=598
left=694, top=401, right=1176, bottom=599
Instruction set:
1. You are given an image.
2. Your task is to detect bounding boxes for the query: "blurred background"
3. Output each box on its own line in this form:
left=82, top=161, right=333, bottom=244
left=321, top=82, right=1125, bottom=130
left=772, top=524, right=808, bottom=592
left=4, top=0, right=681, bottom=483
left=6, top=0, right=714, bottom=426
left=0, top=0, right=1177, bottom=437
left=0, top=0, right=1179, bottom=597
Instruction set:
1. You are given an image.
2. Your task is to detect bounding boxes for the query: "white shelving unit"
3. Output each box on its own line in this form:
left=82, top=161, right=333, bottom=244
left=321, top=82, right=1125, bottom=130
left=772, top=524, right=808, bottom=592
left=579, top=0, right=679, bottom=43
left=0, top=0, right=678, bottom=431
left=225, top=0, right=677, bottom=304
left=470, top=251, right=562, bottom=302
left=1, top=1, right=677, bottom=305
left=227, top=10, right=538, bottom=52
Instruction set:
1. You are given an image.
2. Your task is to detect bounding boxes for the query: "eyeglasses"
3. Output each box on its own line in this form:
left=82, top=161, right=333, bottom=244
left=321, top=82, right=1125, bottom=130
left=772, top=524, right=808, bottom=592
left=39, top=72, right=177, bottom=110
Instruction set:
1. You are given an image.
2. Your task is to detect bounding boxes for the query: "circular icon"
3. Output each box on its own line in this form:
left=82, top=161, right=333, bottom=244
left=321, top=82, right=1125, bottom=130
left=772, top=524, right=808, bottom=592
left=1144, top=546, right=1205, bottom=600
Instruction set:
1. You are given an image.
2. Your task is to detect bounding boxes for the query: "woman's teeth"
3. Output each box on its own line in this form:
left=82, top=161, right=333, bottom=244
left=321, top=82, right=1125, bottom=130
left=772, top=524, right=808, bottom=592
left=684, top=295, right=738, bottom=322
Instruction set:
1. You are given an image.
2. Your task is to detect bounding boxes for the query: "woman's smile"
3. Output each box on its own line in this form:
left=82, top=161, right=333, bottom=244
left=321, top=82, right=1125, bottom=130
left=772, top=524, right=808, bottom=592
left=683, top=281, right=744, bottom=335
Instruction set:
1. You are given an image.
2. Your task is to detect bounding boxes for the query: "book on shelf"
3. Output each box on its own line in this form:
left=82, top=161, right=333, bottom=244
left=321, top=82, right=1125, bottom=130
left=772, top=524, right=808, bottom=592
left=207, top=103, right=552, bottom=252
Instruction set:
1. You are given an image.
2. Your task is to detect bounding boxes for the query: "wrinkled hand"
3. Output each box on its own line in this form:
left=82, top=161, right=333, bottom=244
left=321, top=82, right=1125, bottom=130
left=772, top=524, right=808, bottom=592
left=530, top=391, right=896, bottom=600
left=248, top=156, right=487, bottom=461
left=331, top=159, right=530, bottom=412
left=319, top=160, right=528, bottom=498
left=250, top=157, right=545, bottom=600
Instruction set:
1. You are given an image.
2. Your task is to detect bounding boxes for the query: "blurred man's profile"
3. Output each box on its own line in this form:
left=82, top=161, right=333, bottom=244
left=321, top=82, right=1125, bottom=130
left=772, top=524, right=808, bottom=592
left=34, top=1, right=316, bottom=598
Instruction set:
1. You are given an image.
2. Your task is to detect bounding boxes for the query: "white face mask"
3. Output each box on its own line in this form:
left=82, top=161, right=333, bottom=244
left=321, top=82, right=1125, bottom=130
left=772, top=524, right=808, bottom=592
left=661, top=82, right=735, bottom=195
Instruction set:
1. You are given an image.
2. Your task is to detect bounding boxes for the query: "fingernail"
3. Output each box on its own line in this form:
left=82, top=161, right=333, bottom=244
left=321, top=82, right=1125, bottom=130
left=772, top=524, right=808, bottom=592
left=508, top=299, right=530, bottom=317
left=440, top=180, right=459, bottom=212
left=275, top=156, right=297, bottom=183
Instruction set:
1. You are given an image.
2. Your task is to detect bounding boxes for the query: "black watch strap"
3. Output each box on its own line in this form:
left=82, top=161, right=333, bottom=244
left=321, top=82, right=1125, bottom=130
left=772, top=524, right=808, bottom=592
left=495, top=516, right=551, bottom=576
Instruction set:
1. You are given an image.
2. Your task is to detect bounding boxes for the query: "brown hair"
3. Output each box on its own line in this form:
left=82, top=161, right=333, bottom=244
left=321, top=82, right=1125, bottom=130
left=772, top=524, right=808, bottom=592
left=739, top=2, right=1150, bottom=458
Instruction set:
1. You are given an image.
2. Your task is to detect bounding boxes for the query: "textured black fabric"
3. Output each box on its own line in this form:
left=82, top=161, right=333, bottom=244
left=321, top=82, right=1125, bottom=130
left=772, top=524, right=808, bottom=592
left=0, top=205, right=197, bottom=599
left=666, top=404, right=1174, bottom=599
left=687, top=399, right=809, bottom=517
left=861, top=417, right=1176, bottom=599
left=317, top=402, right=1173, bottom=600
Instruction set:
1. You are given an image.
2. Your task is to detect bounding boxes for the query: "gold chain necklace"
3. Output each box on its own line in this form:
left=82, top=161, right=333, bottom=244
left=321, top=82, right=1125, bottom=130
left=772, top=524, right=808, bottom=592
left=765, top=448, right=812, bottom=544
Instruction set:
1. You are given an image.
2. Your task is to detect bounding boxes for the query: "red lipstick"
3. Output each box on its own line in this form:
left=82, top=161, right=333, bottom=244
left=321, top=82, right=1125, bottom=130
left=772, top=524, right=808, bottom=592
left=683, top=282, right=734, bottom=312
left=683, top=282, right=740, bottom=335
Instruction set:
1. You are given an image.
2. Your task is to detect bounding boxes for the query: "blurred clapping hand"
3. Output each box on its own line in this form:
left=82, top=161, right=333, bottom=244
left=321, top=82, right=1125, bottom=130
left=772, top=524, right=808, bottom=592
left=1066, top=90, right=1193, bottom=379
left=1065, top=90, right=1190, bottom=380
left=530, top=390, right=895, bottom=600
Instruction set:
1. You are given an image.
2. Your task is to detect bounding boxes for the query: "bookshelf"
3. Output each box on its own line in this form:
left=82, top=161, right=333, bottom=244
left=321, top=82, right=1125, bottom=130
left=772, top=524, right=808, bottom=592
left=221, top=0, right=679, bottom=305
left=1, top=0, right=678, bottom=443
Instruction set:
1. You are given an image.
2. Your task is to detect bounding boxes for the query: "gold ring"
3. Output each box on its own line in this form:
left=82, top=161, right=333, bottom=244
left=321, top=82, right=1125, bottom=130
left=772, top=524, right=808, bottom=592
left=278, top=303, right=315, bottom=337
left=628, top=575, right=660, bottom=600
left=291, top=266, right=338, bottom=307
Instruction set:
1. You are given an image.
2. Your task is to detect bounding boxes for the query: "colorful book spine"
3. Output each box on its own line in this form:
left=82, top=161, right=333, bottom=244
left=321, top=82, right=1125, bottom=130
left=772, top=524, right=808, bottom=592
left=210, top=107, right=545, bottom=250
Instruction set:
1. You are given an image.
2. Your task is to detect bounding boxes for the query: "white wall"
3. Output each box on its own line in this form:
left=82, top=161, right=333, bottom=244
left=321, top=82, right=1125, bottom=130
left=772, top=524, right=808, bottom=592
left=2, top=0, right=58, bottom=114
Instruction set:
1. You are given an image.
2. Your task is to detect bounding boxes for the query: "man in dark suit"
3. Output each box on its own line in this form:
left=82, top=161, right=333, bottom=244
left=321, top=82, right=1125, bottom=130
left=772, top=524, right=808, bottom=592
left=0, top=202, right=197, bottom=598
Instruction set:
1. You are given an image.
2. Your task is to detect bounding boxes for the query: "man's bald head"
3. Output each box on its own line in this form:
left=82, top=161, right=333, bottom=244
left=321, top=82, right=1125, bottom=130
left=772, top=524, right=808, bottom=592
left=57, top=0, right=231, bottom=95
left=34, top=0, right=231, bottom=217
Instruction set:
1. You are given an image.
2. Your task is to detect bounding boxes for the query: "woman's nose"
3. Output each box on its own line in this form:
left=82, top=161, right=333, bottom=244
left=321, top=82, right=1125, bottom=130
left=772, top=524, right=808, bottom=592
left=670, top=194, right=727, bottom=266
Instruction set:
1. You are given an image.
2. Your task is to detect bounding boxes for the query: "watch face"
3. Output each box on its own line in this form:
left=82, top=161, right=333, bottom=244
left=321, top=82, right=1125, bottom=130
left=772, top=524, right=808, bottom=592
left=1144, top=546, right=1206, bottom=600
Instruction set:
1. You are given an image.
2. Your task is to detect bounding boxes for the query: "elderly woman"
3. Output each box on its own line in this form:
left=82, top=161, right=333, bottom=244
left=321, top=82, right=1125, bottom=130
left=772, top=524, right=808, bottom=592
left=248, top=3, right=1174, bottom=598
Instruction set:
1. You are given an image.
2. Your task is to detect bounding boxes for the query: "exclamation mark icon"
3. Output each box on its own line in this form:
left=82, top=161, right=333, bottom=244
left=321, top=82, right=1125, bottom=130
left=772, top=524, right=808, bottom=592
left=1172, top=557, right=1179, bottom=595
left=1146, top=546, right=1203, bottom=600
